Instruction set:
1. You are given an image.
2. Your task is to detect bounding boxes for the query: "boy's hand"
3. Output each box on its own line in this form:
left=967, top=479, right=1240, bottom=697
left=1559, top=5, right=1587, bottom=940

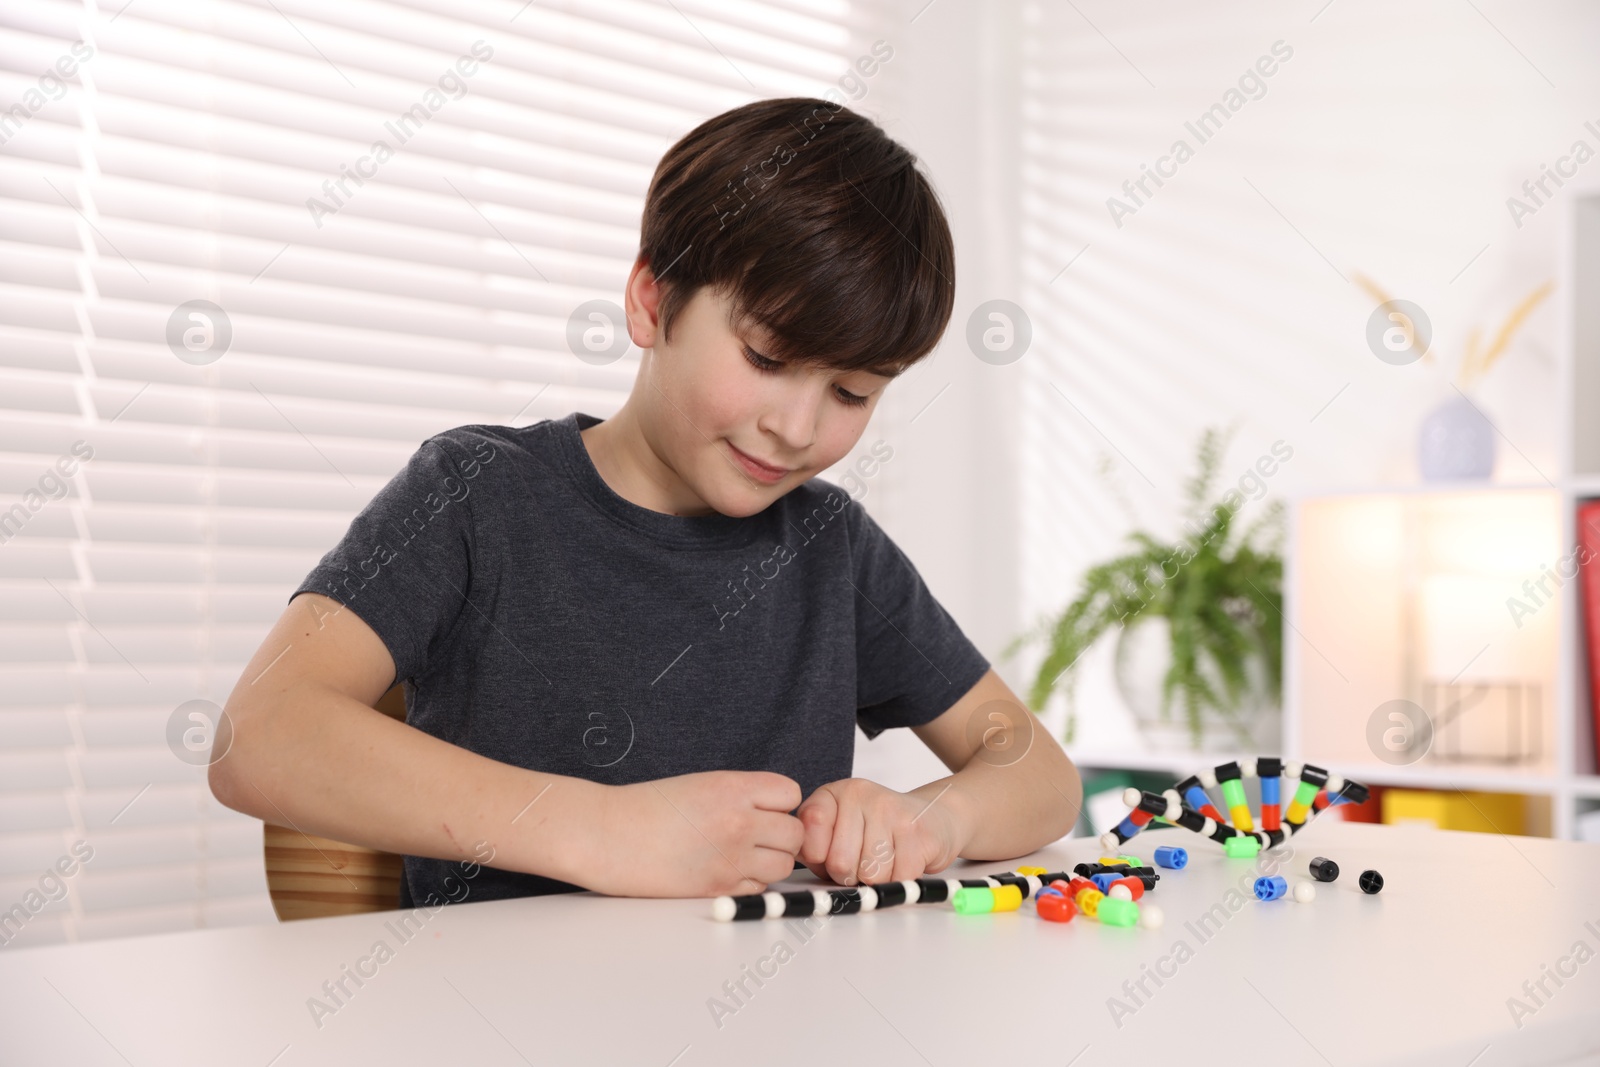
left=796, top=778, right=968, bottom=886
left=590, top=770, right=804, bottom=898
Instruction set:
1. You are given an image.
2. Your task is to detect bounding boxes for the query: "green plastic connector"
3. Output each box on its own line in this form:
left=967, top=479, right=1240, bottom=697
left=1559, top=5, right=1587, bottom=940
left=952, top=886, right=995, bottom=915
left=1224, top=835, right=1260, bottom=858
left=1098, top=898, right=1138, bottom=927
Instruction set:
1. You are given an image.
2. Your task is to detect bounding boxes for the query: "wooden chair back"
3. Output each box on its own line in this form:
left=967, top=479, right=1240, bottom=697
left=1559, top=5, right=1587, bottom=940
left=263, top=684, right=408, bottom=921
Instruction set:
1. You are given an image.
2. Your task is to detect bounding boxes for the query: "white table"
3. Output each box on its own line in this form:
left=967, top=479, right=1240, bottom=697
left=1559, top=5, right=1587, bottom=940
left=2, top=822, right=1598, bottom=1066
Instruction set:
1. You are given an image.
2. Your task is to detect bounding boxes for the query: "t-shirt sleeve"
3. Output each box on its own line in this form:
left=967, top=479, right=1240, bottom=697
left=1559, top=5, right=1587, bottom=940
left=289, top=432, right=490, bottom=687
left=847, top=499, right=991, bottom=740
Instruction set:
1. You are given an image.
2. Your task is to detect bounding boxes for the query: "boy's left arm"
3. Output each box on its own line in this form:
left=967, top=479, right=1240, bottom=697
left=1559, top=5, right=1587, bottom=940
left=797, top=668, right=1083, bottom=886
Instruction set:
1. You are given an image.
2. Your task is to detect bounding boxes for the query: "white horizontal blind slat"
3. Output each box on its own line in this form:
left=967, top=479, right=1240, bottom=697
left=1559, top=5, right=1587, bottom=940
left=0, top=0, right=876, bottom=940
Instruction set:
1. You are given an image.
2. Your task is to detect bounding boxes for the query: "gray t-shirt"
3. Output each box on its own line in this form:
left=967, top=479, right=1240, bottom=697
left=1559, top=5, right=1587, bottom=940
left=290, top=411, right=990, bottom=907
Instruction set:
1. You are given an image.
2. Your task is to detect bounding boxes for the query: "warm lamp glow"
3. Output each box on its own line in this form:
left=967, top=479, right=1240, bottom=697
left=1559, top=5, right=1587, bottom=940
left=1419, top=575, right=1517, bottom=682
left=1416, top=492, right=1558, bottom=577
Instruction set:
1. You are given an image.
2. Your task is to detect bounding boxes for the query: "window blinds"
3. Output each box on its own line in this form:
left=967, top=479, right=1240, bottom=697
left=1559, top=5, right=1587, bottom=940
left=0, top=0, right=880, bottom=948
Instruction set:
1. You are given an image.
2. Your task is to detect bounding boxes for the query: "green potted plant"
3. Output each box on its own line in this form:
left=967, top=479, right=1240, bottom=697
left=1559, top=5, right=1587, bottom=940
left=1003, top=426, right=1285, bottom=750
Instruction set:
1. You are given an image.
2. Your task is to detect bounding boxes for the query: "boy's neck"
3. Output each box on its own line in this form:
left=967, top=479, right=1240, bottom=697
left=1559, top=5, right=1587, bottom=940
left=579, top=404, right=719, bottom=518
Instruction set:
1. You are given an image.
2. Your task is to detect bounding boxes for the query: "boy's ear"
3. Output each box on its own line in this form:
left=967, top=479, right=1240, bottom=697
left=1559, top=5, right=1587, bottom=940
left=623, top=254, right=662, bottom=349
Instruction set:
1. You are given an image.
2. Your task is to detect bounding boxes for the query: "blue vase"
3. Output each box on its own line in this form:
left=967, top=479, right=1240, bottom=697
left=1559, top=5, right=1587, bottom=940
left=1418, top=395, right=1495, bottom=481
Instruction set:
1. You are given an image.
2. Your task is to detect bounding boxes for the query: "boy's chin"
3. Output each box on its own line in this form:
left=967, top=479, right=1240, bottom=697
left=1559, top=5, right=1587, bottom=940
left=705, top=479, right=784, bottom=518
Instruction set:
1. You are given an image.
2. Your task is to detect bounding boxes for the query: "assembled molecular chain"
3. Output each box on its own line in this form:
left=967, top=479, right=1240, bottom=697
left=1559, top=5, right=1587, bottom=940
left=709, top=854, right=1184, bottom=927
left=1101, top=758, right=1369, bottom=856
left=711, top=757, right=1376, bottom=925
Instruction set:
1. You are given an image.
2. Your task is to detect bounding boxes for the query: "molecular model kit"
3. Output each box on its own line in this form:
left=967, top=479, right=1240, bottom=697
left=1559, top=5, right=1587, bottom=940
left=1101, top=758, right=1367, bottom=857
left=711, top=758, right=1385, bottom=927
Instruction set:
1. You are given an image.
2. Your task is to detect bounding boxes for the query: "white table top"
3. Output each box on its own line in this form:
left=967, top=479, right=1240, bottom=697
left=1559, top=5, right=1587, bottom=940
left=2, top=821, right=1598, bottom=1067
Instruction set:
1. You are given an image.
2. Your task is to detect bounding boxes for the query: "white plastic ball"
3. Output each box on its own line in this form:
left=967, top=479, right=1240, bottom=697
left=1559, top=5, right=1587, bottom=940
left=1293, top=881, right=1316, bottom=904
left=1109, top=884, right=1133, bottom=901
left=1139, top=903, right=1165, bottom=929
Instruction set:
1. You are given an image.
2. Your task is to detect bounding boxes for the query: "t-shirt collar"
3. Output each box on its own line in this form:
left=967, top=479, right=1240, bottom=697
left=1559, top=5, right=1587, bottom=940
left=552, top=411, right=769, bottom=549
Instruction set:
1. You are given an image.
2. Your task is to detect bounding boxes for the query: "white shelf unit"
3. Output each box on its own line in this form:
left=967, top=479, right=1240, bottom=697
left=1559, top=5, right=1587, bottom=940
left=1284, top=186, right=1600, bottom=842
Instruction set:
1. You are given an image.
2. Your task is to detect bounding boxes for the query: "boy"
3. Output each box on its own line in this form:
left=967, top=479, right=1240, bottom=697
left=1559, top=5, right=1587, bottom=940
left=210, top=97, right=1082, bottom=908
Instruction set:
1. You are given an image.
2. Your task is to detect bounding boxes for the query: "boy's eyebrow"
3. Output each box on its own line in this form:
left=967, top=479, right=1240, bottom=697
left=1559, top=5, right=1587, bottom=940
left=736, top=314, right=907, bottom=380
left=832, top=362, right=905, bottom=382
left=821, top=357, right=907, bottom=380
left=774, top=351, right=907, bottom=381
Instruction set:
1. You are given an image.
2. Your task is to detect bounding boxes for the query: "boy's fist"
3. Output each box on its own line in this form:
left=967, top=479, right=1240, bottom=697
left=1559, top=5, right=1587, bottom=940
left=796, top=778, right=967, bottom=887
left=592, top=770, right=803, bottom=898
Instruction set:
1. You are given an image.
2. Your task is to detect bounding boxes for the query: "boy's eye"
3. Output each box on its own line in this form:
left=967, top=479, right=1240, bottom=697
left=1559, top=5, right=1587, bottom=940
left=742, top=344, right=783, bottom=373
left=743, top=345, right=871, bottom=408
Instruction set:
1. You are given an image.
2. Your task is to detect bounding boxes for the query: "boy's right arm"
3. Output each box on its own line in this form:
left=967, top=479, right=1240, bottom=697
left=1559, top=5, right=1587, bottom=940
left=209, top=592, right=804, bottom=898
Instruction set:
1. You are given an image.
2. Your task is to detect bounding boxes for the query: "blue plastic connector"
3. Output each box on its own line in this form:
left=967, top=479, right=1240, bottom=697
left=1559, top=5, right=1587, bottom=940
left=1253, top=875, right=1288, bottom=901
left=1153, top=845, right=1188, bottom=870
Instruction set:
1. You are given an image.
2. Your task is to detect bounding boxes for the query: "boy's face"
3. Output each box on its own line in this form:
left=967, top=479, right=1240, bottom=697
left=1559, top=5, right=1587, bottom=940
left=625, top=262, right=897, bottom=518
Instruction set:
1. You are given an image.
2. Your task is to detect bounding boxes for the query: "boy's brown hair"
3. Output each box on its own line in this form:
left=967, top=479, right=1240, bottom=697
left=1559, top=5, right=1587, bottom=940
left=639, top=97, right=955, bottom=377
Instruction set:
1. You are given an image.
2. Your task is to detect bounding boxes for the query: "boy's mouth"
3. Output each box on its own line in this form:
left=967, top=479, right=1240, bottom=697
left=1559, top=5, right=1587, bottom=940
left=727, top=441, right=791, bottom=484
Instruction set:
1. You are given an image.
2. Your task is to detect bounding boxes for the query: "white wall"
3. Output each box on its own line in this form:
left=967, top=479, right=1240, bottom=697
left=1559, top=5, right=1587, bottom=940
left=852, top=0, right=1600, bottom=781
left=844, top=0, right=1030, bottom=787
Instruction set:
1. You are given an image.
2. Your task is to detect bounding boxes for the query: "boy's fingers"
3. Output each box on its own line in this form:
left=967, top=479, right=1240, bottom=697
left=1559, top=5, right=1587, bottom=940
left=754, top=810, right=805, bottom=859
left=889, top=824, right=923, bottom=883
left=824, top=801, right=865, bottom=886
left=856, top=818, right=894, bottom=884
left=797, top=791, right=837, bottom=867
left=749, top=844, right=802, bottom=886
left=749, top=772, right=803, bottom=812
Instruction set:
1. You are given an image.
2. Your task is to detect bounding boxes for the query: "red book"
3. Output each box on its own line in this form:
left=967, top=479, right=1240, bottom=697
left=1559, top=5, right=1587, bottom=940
left=1573, top=501, right=1600, bottom=774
